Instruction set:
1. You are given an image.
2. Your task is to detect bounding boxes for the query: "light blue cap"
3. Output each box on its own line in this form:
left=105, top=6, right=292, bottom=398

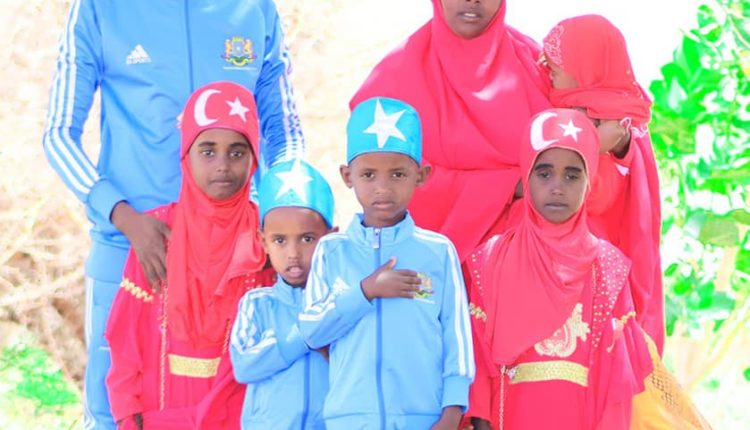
left=346, top=97, right=422, bottom=164
left=259, top=158, right=335, bottom=228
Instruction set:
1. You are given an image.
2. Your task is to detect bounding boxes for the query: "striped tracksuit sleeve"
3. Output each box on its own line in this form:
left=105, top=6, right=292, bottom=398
left=42, top=0, right=126, bottom=223
left=230, top=290, right=310, bottom=383
left=255, top=0, right=305, bottom=173
left=299, top=240, right=373, bottom=349
left=440, top=241, right=476, bottom=410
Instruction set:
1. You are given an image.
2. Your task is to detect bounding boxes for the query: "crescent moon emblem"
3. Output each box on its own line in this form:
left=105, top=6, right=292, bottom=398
left=194, top=89, right=221, bottom=126
left=530, top=111, right=559, bottom=151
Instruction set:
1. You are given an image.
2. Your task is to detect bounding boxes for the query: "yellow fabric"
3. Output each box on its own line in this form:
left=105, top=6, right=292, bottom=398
left=630, top=335, right=713, bottom=430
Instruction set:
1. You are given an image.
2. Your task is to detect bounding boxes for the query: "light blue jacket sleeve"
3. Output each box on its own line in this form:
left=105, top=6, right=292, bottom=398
left=298, top=240, right=373, bottom=349
left=230, top=289, right=310, bottom=383
left=42, top=0, right=126, bottom=223
left=256, top=0, right=304, bottom=171
left=439, top=242, right=476, bottom=410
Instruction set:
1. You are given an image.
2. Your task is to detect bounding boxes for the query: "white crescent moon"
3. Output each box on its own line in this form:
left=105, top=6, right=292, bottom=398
left=530, top=111, right=559, bottom=151
left=194, top=89, right=221, bottom=126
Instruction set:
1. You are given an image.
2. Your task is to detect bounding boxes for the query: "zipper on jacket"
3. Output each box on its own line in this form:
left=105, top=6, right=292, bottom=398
left=373, top=228, right=386, bottom=430
left=300, top=353, right=310, bottom=429
left=183, top=0, right=195, bottom=91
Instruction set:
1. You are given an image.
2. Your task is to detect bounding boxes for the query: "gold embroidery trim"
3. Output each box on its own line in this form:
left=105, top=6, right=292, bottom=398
left=470, top=303, right=487, bottom=322
left=508, top=360, right=589, bottom=387
left=121, top=279, right=154, bottom=302
left=168, top=354, right=221, bottom=378
left=616, top=311, right=637, bottom=327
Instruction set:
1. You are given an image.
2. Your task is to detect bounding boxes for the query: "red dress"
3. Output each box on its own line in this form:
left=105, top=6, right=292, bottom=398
left=105, top=206, right=274, bottom=430
left=467, top=240, right=652, bottom=429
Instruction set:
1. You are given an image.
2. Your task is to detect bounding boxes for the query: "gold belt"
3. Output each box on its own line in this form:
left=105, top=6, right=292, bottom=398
left=507, top=360, right=589, bottom=387
left=168, top=354, right=221, bottom=378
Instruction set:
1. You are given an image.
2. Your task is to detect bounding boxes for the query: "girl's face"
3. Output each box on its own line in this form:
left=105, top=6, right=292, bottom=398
left=440, top=0, right=503, bottom=39
left=188, top=128, right=253, bottom=200
left=540, top=54, right=579, bottom=90
left=528, top=147, right=588, bottom=224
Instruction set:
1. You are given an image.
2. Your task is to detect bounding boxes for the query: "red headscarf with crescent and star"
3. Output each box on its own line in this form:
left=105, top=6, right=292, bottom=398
left=168, top=81, right=266, bottom=348
left=484, top=108, right=600, bottom=365
left=351, top=0, right=551, bottom=261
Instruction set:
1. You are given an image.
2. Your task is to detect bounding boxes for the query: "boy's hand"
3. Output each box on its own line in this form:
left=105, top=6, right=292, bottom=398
left=469, top=417, right=492, bottom=430
left=431, top=406, right=463, bottom=430
left=112, top=202, right=171, bottom=292
left=360, top=257, right=420, bottom=301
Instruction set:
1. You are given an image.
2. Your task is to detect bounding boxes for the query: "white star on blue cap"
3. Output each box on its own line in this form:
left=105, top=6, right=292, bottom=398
left=363, top=100, right=406, bottom=148
left=274, top=158, right=313, bottom=202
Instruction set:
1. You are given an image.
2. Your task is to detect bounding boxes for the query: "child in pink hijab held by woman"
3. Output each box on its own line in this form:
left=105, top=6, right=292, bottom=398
left=540, top=14, right=665, bottom=355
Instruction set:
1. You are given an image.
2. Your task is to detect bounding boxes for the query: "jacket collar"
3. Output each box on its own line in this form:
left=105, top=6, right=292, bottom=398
left=273, top=276, right=304, bottom=306
left=345, top=213, right=416, bottom=248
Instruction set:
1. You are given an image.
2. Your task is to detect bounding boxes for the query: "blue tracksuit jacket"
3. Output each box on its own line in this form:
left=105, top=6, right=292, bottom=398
left=231, top=278, right=328, bottom=429
left=42, top=0, right=304, bottom=251
left=299, top=213, right=475, bottom=430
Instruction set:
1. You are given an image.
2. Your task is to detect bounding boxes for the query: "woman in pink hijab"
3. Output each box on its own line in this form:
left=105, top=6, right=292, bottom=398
left=351, top=0, right=551, bottom=262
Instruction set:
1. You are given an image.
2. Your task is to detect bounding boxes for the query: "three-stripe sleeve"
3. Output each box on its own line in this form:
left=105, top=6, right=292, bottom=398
left=255, top=0, right=305, bottom=171
left=230, top=289, right=310, bottom=384
left=299, top=239, right=373, bottom=349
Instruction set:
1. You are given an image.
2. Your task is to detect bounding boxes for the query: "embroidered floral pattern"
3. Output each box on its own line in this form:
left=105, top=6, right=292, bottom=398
left=534, top=302, right=590, bottom=358
left=543, top=24, right=565, bottom=68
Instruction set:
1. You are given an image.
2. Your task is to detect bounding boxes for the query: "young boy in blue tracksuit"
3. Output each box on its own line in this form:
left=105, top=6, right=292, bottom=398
left=231, top=159, right=334, bottom=429
left=299, top=97, right=475, bottom=430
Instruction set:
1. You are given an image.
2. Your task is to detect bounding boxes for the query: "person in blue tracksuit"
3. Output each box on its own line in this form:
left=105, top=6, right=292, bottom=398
left=299, top=97, right=475, bottom=430
left=42, top=1, right=304, bottom=428
left=231, top=159, right=334, bottom=430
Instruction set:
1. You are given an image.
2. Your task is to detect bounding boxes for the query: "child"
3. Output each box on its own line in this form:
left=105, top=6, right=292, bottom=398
left=230, top=158, right=334, bottom=429
left=539, top=14, right=664, bottom=353
left=467, top=108, right=653, bottom=430
left=105, top=81, right=269, bottom=430
left=299, top=97, right=475, bottom=430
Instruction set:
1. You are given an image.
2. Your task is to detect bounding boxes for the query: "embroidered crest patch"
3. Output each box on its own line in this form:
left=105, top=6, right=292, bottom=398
left=222, top=36, right=257, bottom=67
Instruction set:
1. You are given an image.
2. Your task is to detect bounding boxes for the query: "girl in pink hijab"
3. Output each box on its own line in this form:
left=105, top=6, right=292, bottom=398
left=540, top=14, right=665, bottom=354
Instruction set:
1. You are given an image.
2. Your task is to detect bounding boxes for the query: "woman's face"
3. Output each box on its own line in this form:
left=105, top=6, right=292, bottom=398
left=440, top=0, right=503, bottom=39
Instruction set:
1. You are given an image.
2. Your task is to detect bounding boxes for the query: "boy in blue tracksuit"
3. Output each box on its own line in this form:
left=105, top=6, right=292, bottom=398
left=231, top=159, right=333, bottom=429
left=43, top=1, right=304, bottom=427
left=299, top=97, right=475, bottom=430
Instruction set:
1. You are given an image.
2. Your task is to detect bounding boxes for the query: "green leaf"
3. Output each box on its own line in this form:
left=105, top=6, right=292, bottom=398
left=744, top=367, right=750, bottom=382
left=699, top=214, right=740, bottom=247
left=729, top=209, right=750, bottom=225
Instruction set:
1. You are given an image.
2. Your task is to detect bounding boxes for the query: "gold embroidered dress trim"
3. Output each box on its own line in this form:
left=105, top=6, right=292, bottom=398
left=121, top=278, right=154, bottom=302
left=168, top=354, right=221, bottom=378
left=508, top=360, right=589, bottom=387
left=470, top=303, right=487, bottom=321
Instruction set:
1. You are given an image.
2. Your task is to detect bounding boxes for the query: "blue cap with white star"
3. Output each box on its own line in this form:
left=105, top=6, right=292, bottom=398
left=259, top=158, right=335, bottom=228
left=346, top=97, right=422, bottom=164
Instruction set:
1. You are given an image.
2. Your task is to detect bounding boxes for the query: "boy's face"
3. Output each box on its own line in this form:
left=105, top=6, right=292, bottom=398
left=440, top=0, right=503, bottom=39
left=261, top=207, right=330, bottom=287
left=188, top=128, right=253, bottom=200
left=528, top=147, right=588, bottom=224
left=340, top=152, right=430, bottom=228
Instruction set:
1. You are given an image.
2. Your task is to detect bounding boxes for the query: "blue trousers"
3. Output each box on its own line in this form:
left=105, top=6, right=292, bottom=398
left=82, top=242, right=128, bottom=430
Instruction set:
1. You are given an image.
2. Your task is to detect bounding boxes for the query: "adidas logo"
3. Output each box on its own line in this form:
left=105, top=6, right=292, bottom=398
left=126, top=44, right=151, bottom=65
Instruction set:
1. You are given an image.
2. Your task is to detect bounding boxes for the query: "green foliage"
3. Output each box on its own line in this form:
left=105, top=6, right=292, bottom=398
left=650, top=0, right=750, bottom=375
left=0, top=343, right=78, bottom=413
